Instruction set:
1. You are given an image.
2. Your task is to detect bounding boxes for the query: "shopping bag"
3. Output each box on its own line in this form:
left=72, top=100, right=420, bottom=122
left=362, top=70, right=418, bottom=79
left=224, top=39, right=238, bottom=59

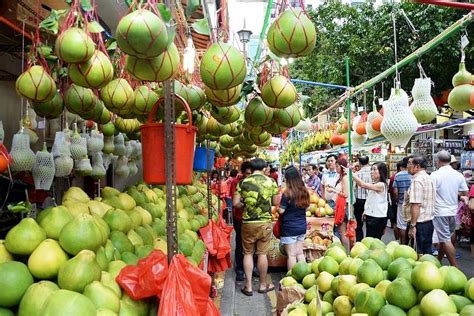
left=334, top=195, right=347, bottom=225
left=345, top=219, right=357, bottom=242
left=137, top=250, right=169, bottom=299
left=205, top=298, right=221, bottom=316
left=180, top=255, right=212, bottom=314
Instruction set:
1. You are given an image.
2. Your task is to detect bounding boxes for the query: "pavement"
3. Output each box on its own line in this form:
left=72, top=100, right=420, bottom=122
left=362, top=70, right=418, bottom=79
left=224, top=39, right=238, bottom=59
left=217, top=228, right=474, bottom=316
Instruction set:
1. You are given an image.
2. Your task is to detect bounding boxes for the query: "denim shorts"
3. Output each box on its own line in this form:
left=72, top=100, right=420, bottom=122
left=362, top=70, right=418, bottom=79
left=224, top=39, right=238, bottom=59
left=280, top=234, right=306, bottom=245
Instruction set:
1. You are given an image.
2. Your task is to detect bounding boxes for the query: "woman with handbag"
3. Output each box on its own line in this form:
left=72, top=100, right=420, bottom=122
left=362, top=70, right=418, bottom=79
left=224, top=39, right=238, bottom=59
left=278, top=166, right=310, bottom=269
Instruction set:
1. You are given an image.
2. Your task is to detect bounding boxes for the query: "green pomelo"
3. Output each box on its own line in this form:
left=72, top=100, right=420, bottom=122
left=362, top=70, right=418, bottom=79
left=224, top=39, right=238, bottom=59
left=110, top=231, right=135, bottom=253
left=101, top=271, right=122, bottom=297
left=323, top=291, right=335, bottom=304
left=274, top=104, right=302, bottom=128
left=440, top=266, right=467, bottom=294
left=267, top=8, right=316, bottom=58
left=448, top=84, right=474, bottom=112
left=407, top=305, right=422, bottom=316
left=120, top=293, right=149, bottom=316
left=114, top=117, right=140, bottom=134
left=449, top=295, right=472, bottom=312
left=388, top=257, right=412, bottom=281
left=337, top=274, right=357, bottom=296
left=348, top=258, right=364, bottom=276
left=27, top=239, right=69, bottom=279
left=32, top=92, right=64, bottom=120
left=0, top=308, right=13, bottom=316
left=316, top=271, right=334, bottom=293
left=356, top=259, right=384, bottom=287
left=104, top=208, right=133, bottom=233
left=55, top=27, right=95, bottom=63
left=108, top=260, right=127, bottom=279
left=59, top=213, right=104, bottom=255
left=420, top=289, right=457, bottom=315
left=211, top=105, right=240, bottom=125
left=136, top=226, right=154, bottom=245
left=16, top=65, right=56, bottom=103
left=378, top=304, right=407, bottom=316
left=116, top=9, right=168, bottom=58
left=68, top=50, right=113, bottom=88
left=460, top=305, right=474, bottom=316
left=245, top=97, right=274, bottom=127
left=0, top=261, right=34, bottom=307
left=200, top=42, right=246, bottom=90
left=261, top=75, right=297, bottom=108
left=182, top=85, right=206, bottom=111
left=348, top=283, right=370, bottom=303
left=291, top=261, right=312, bottom=281
left=40, top=289, right=96, bottom=316
left=83, top=281, right=120, bottom=313
left=125, top=42, right=179, bottom=81
left=386, top=278, right=418, bottom=310
left=354, top=287, right=385, bottom=316
left=418, top=254, right=441, bottom=267
left=206, top=116, right=231, bottom=137
left=57, top=250, right=101, bottom=293
left=100, top=79, right=135, bottom=113
left=280, top=276, right=298, bottom=287
left=18, top=281, right=59, bottom=316
left=350, top=242, right=369, bottom=258
left=369, top=248, right=392, bottom=270
left=464, top=278, right=474, bottom=300
left=326, top=245, right=348, bottom=264
left=205, top=85, right=242, bottom=107
left=411, top=261, right=444, bottom=292
left=132, top=85, right=159, bottom=117
left=375, top=279, right=391, bottom=299
left=393, top=245, right=418, bottom=261
left=5, top=218, right=46, bottom=256
left=95, top=247, right=109, bottom=270
left=332, top=295, right=353, bottom=316
left=64, top=84, right=96, bottom=115
left=302, top=273, right=317, bottom=289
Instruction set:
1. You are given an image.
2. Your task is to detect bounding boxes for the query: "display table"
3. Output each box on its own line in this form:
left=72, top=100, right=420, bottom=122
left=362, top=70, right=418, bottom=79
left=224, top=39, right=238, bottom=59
left=267, top=216, right=335, bottom=267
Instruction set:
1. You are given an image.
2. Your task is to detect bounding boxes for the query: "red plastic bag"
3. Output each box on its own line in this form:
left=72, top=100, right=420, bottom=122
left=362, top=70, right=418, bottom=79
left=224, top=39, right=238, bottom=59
left=345, top=219, right=357, bottom=242
left=206, top=298, right=221, bottom=316
left=200, top=221, right=218, bottom=256
left=115, top=265, right=142, bottom=299
left=158, top=255, right=212, bottom=316
left=334, top=195, right=347, bottom=225
left=273, top=217, right=281, bottom=239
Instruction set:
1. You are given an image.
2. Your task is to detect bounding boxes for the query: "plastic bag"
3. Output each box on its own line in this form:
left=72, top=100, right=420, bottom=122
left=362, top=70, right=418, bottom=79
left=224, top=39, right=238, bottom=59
left=205, top=298, right=221, bottom=316
left=345, top=219, right=357, bottom=243
left=334, top=195, right=346, bottom=226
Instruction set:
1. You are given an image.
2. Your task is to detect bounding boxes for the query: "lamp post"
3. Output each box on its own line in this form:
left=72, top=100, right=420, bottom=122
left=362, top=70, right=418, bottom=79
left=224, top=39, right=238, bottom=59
left=237, top=19, right=252, bottom=56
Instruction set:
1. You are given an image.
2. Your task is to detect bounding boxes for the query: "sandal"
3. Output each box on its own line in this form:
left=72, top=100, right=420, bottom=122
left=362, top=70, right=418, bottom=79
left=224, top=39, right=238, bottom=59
left=241, top=287, right=253, bottom=296
left=257, top=284, right=275, bottom=294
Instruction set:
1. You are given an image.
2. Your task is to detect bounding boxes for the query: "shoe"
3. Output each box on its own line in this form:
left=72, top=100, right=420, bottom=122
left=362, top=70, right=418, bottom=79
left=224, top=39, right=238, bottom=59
left=432, top=250, right=439, bottom=256
left=236, top=271, right=244, bottom=282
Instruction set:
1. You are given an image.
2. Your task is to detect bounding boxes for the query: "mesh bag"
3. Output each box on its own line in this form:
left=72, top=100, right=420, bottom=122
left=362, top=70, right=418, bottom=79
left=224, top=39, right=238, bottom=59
left=87, top=128, right=104, bottom=155
left=32, top=144, right=55, bottom=190
left=54, top=155, right=74, bottom=177
left=381, top=89, right=419, bottom=148
left=102, top=152, right=113, bottom=170
left=125, top=141, right=133, bottom=158
left=52, top=131, right=72, bottom=157
left=91, top=152, right=106, bottom=179
left=114, top=133, right=127, bottom=156
left=115, top=155, right=130, bottom=178
left=411, top=77, right=438, bottom=124
left=128, top=159, right=138, bottom=176
left=129, top=140, right=140, bottom=160
left=70, top=129, right=87, bottom=160
left=103, top=136, right=115, bottom=154
left=366, top=110, right=382, bottom=139
left=75, top=158, right=93, bottom=176
left=10, top=131, right=36, bottom=172
left=351, top=131, right=367, bottom=148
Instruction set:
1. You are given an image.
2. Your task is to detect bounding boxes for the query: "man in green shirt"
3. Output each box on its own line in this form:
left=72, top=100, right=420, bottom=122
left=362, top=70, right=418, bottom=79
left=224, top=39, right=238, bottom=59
left=233, top=158, right=279, bottom=296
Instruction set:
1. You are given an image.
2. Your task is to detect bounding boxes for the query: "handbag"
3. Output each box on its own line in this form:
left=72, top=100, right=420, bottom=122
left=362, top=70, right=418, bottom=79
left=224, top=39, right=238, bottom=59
left=273, top=217, right=281, bottom=239
left=334, top=194, right=347, bottom=226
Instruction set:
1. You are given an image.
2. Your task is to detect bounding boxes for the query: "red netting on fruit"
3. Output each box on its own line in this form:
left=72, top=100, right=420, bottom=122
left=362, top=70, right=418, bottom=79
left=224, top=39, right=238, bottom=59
left=204, top=42, right=246, bottom=90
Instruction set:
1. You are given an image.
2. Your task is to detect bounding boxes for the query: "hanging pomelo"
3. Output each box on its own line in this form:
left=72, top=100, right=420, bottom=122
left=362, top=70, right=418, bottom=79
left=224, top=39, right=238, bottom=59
left=125, top=42, right=179, bottom=82
left=16, top=65, right=56, bottom=103
left=182, top=85, right=206, bottom=111
left=211, top=105, right=240, bottom=124
left=249, top=131, right=272, bottom=146
left=200, top=42, right=247, bottom=90
left=245, top=97, right=274, bottom=127
left=32, top=92, right=64, bottom=120
left=246, top=125, right=265, bottom=136
left=371, top=115, right=383, bottom=132
left=93, top=102, right=113, bottom=124
left=116, top=9, right=168, bottom=58
left=100, top=79, right=135, bottom=113
left=261, top=75, right=297, bottom=108
left=205, top=84, right=242, bottom=107
left=80, top=98, right=104, bottom=121
left=206, top=116, right=231, bottom=137
left=267, top=8, right=316, bottom=58
left=264, top=122, right=287, bottom=135
left=273, top=103, right=302, bottom=128
left=448, top=84, right=474, bottom=112
left=355, top=122, right=366, bottom=135
left=68, top=50, right=114, bottom=89
left=452, top=62, right=472, bottom=87
left=219, top=135, right=235, bottom=149
left=55, top=27, right=95, bottom=64
left=133, top=85, right=159, bottom=116
left=194, top=114, right=208, bottom=135
left=114, top=117, right=140, bottom=134
left=64, top=84, right=96, bottom=115
left=228, top=123, right=243, bottom=137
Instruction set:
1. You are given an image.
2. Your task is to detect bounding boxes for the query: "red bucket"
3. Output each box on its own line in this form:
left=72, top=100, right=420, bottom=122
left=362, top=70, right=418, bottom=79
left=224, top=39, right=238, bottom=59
left=140, top=95, right=197, bottom=185
left=0, top=143, right=12, bottom=174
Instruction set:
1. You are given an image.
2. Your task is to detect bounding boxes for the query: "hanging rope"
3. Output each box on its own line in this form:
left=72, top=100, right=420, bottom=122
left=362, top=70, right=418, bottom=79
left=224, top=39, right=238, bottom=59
left=254, top=0, right=274, bottom=64
left=392, top=11, right=400, bottom=88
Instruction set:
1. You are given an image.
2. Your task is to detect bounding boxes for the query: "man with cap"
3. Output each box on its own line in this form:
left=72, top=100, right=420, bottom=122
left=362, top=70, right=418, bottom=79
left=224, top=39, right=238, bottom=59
left=430, top=150, right=468, bottom=267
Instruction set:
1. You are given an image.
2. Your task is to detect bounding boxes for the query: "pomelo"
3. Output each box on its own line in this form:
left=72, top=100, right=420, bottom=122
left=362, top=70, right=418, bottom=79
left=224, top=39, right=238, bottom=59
left=291, top=261, right=312, bottom=282
left=304, top=285, right=318, bottom=303
left=59, top=213, right=104, bottom=255
left=348, top=258, right=364, bottom=276
left=16, top=66, right=56, bottom=103
left=337, top=274, right=357, bottom=296
left=261, top=75, right=297, bottom=108
left=339, top=257, right=353, bottom=275
left=326, top=245, right=347, bottom=264
left=57, top=250, right=102, bottom=293
left=281, top=276, right=298, bottom=287
left=386, top=278, right=418, bottom=310
left=0, top=261, right=34, bottom=307
left=378, top=304, right=407, bottom=316
left=356, top=259, right=384, bottom=287
left=316, top=271, right=334, bottom=293
left=318, top=256, right=339, bottom=276
left=64, top=84, right=96, bottom=115
left=369, top=248, right=392, bottom=270
left=32, top=92, right=64, bottom=120
left=465, top=278, right=474, bottom=300
left=440, top=266, right=467, bottom=294
left=333, top=295, right=353, bottom=316
left=393, top=245, right=418, bottom=261
left=40, top=289, right=96, bottom=316
left=37, top=206, right=74, bottom=239
left=4, top=218, right=46, bottom=256
left=420, top=289, right=457, bottom=315
left=350, top=242, right=368, bottom=258
left=449, top=294, right=472, bottom=313
left=375, top=279, right=391, bottom=299
left=354, top=287, right=386, bottom=316
left=418, top=254, right=441, bottom=268
left=0, top=241, right=12, bottom=264
left=348, top=283, right=370, bottom=303
left=302, top=273, right=317, bottom=289
left=323, top=291, right=335, bottom=304
left=460, top=305, right=474, bottom=316
left=83, top=281, right=120, bottom=313
left=17, top=281, right=59, bottom=316
left=388, top=257, right=412, bottom=281
left=407, top=305, right=422, bottom=316
left=398, top=268, right=414, bottom=281
left=55, top=28, right=94, bottom=63
left=27, top=239, right=69, bottom=279
left=411, top=261, right=444, bottom=292
left=68, top=50, right=113, bottom=89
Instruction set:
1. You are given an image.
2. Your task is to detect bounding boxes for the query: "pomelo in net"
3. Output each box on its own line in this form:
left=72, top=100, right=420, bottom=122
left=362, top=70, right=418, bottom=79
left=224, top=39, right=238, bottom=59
left=55, top=27, right=94, bottom=63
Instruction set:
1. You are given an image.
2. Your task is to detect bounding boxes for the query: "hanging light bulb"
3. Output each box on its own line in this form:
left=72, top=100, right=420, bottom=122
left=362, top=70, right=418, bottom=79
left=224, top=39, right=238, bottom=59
left=183, top=36, right=196, bottom=75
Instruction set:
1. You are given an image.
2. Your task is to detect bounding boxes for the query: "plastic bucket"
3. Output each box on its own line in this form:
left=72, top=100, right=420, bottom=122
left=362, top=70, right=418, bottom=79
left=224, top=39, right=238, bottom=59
left=140, top=95, right=197, bottom=185
left=193, top=147, right=215, bottom=172
left=0, top=143, right=12, bottom=174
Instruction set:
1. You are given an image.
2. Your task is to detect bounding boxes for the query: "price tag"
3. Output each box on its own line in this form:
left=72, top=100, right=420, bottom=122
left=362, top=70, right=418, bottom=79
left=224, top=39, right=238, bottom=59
left=37, top=120, right=45, bottom=130
left=378, top=98, right=384, bottom=105
left=461, top=35, right=469, bottom=50
left=357, top=106, right=364, bottom=112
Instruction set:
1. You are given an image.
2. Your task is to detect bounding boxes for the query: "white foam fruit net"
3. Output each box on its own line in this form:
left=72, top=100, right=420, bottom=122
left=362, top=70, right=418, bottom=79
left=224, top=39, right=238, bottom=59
left=103, top=136, right=115, bottom=154
left=381, top=89, right=419, bottom=148
left=125, top=141, right=133, bottom=158
left=75, top=158, right=92, bottom=176
left=70, top=129, right=87, bottom=160
left=128, top=159, right=138, bottom=176
left=366, top=110, right=382, bottom=139
left=54, top=155, right=74, bottom=177
left=10, top=131, right=35, bottom=172
left=102, top=152, right=113, bottom=170
left=88, top=128, right=104, bottom=155
left=351, top=132, right=368, bottom=148
left=91, top=153, right=106, bottom=179
left=52, top=132, right=71, bottom=157
left=32, top=144, right=55, bottom=190
left=115, top=156, right=130, bottom=178
left=114, top=133, right=127, bottom=156
left=411, top=77, right=438, bottom=124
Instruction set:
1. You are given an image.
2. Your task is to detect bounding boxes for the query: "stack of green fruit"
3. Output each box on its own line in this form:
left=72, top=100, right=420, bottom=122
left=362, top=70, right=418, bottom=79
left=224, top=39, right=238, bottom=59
left=0, top=181, right=218, bottom=316
left=280, top=237, right=474, bottom=316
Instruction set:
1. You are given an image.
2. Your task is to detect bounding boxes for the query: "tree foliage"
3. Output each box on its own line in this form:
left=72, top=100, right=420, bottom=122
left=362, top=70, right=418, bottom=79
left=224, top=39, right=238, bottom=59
left=291, top=1, right=474, bottom=119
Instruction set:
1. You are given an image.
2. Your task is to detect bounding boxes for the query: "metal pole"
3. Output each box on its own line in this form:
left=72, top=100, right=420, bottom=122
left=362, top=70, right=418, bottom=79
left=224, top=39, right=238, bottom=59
left=291, top=79, right=349, bottom=90
left=254, top=0, right=274, bottom=65
left=345, top=57, right=354, bottom=219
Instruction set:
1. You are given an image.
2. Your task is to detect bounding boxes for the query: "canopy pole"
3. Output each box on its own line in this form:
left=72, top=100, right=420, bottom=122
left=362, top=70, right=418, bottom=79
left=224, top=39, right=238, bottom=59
left=345, top=57, right=354, bottom=219
left=253, top=0, right=274, bottom=66
left=291, top=79, right=348, bottom=90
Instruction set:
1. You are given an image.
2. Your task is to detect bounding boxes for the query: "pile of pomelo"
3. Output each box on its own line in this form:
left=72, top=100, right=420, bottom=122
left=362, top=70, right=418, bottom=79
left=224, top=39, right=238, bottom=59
left=281, top=237, right=474, bottom=316
left=0, top=182, right=216, bottom=316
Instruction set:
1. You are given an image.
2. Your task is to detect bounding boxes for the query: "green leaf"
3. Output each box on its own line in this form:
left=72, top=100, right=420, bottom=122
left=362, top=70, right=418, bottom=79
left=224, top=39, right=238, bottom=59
left=39, top=9, right=66, bottom=35
left=105, top=39, right=117, bottom=51
left=88, top=21, right=104, bottom=33
left=186, top=0, right=200, bottom=18
left=166, top=25, right=176, bottom=46
left=192, top=18, right=210, bottom=36
left=37, top=45, right=53, bottom=57
left=157, top=3, right=172, bottom=23
left=81, top=0, right=93, bottom=11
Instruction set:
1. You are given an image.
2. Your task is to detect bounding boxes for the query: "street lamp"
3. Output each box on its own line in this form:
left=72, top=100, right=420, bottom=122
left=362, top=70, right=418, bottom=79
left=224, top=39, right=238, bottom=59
left=237, top=19, right=252, bottom=55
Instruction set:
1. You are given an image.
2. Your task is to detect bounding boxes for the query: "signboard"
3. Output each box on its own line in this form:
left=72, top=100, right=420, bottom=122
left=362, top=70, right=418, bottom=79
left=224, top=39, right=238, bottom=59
left=388, top=154, right=406, bottom=175
left=410, top=138, right=434, bottom=172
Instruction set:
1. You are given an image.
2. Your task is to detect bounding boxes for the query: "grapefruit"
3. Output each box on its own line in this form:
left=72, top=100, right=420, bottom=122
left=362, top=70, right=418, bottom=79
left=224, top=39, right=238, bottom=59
left=388, top=257, right=413, bottom=281
left=356, top=259, right=384, bottom=287
left=420, top=289, right=457, bottom=315
left=440, top=266, right=467, bottom=294
left=0, top=261, right=34, bottom=307
left=316, top=271, right=334, bottom=293
left=411, top=261, right=444, bottom=292
left=393, top=245, right=418, bottom=261
left=40, top=289, right=96, bottom=316
left=354, top=288, right=386, bottom=316
left=386, top=278, right=418, bottom=310
left=318, top=256, right=339, bottom=276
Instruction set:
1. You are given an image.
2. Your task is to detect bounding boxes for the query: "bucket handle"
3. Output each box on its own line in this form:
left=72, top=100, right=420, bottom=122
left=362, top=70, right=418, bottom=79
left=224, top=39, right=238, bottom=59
left=147, top=94, right=194, bottom=130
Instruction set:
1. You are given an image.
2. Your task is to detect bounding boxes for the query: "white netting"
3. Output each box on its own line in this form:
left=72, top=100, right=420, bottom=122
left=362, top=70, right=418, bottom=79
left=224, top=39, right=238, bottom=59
left=0, top=121, right=4, bottom=143
left=103, top=136, right=115, bottom=154
left=389, top=87, right=408, bottom=100
left=115, top=155, right=129, bottom=178
left=128, top=159, right=138, bottom=176
left=381, top=89, right=419, bottom=148
left=32, top=145, right=55, bottom=190
left=75, top=158, right=92, bottom=176
left=87, top=128, right=104, bottom=155
left=366, top=110, right=382, bottom=139
left=54, top=155, right=74, bottom=177
left=91, top=153, right=106, bottom=179
left=10, top=131, right=35, bottom=172
left=114, top=134, right=127, bottom=156
left=410, top=77, right=438, bottom=124
left=102, top=152, right=113, bottom=170
left=351, top=131, right=367, bottom=148
left=70, top=128, right=87, bottom=160
left=52, top=132, right=72, bottom=157
left=124, top=141, right=133, bottom=158
left=129, top=140, right=139, bottom=160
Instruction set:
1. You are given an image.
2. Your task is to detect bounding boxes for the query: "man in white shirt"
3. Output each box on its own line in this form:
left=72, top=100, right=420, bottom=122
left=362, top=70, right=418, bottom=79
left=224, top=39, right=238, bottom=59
left=321, top=154, right=339, bottom=209
left=430, top=150, right=468, bottom=267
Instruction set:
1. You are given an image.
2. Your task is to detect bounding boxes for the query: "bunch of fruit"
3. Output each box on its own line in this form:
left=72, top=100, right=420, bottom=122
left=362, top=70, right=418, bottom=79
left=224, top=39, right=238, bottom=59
left=0, top=181, right=218, bottom=316
left=301, top=130, right=333, bottom=153
left=280, top=237, right=474, bottom=316
left=307, top=192, right=334, bottom=218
